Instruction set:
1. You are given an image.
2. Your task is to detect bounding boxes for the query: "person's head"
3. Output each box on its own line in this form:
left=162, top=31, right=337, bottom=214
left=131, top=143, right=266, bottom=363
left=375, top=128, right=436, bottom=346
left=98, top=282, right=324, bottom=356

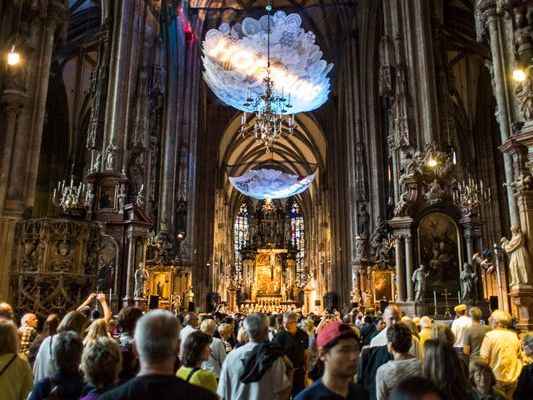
left=317, top=322, right=360, bottom=379
left=0, top=319, right=19, bottom=355
left=469, top=360, right=496, bottom=395
left=183, top=312, right=199, bottom=328
left=81, top=337, right=122, bottom=390
left=237, top=326, right=249, bottom=345
left=54, top=331, right=84, bottom=374
left=200, top=319, right=216, bottom=337
left=387, top=323, right=412, bottom=355
left=454, top=304, right=467, bottom=316
left=429, top=322, right=455, bottom=345
left=469, top=307, right=482, bottom=322
left=390, top=376, right=445, bottom=400
left=383, top=305, right=401, bottom=328
left=84, top=319, right=109, bottom=345
left=243, top=313, right=269, bottom=342
left=401, top=317, right=419, bottom=339
left=117, top=306, right=143, bottom=335
left=283, top=311, right=298, bottom=335
left=57, top=311, right=89, bottom=335
left=0, top=302, right=14, bottom=320
left=21, top=313, right=38, bottom=328
left=489, top=310, right=512, bottom=329
left=420, top=316, right=432, bottom=330
left=375, top=317, right=386, bottom=332
left=42, top=314, right=60, bottom=337
left=424, top=339, right=471, bottom=398
left=182, top=331, right=212, bottom=368
left=134, top=310, right=181, bottom=365
left=364, top=315, right=373, bottom=325
left=218, top=323, right=233, bottom=340
left=521, top=334, right=533, bottom=358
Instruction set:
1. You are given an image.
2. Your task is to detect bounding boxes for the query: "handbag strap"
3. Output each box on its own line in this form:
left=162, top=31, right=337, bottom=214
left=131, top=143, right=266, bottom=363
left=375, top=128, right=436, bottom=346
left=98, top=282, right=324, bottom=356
left=185, top=367, right=200, bottom=382
left=0, top=354, right=17, bottom=377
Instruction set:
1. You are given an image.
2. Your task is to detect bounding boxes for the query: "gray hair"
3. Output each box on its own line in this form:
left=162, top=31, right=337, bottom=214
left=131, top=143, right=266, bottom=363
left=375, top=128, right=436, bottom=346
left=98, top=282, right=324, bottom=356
left=523, top=334, right=533, bottom=348
left=469, top=307, right=482, bottom=321
left=283, top=311, right=298, bottom=323
left=243, top=313, right=269, bottom=340
left=134, top=310, right=181, bottom=364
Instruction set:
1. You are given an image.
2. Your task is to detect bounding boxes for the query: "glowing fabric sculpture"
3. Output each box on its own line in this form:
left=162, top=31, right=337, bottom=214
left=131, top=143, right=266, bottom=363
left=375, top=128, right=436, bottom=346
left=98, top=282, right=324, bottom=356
left=202, top=11, right=333, bottom=114
left=229, top=168, right=315, bottom=199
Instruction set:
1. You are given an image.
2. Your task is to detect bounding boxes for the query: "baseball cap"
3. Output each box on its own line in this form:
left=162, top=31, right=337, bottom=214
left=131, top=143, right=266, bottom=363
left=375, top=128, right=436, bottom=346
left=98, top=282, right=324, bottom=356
left=317, top=321, right=359, bottom=348
left=454, top=304, right=466, bottom=313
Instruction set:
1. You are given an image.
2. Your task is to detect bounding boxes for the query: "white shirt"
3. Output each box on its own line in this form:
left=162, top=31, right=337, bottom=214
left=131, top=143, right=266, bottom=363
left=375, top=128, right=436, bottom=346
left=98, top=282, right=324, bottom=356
left=451, top=316, right=472, bottom=348
left=33, top=334, right=58, bottom=383
left=179, top=325, right=197, bottom=358
left=217, top=341, right=290, bottom=400
left=203, top=336, right=227, bottom=378
left=370, top=327, right=423, bottom=359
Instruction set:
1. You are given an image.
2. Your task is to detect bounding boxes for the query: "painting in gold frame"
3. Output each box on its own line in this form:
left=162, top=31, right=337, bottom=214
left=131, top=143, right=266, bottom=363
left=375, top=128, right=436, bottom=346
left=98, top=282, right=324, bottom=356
left=417, top=212, right=461, bottom=298
left=372, top=270, right=394, bottom=303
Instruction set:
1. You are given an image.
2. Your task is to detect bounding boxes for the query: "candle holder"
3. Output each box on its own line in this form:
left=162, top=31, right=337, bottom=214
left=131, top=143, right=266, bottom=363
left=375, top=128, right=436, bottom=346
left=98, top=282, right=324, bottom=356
left=52, top=174, right=88, bottom=217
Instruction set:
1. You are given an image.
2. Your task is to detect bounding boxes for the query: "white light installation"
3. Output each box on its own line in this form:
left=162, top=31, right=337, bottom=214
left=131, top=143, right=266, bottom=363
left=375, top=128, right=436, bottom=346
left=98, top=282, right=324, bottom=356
left=202, top=11, right=333, bottom=114
left=229, top=168, right=316, bottom=200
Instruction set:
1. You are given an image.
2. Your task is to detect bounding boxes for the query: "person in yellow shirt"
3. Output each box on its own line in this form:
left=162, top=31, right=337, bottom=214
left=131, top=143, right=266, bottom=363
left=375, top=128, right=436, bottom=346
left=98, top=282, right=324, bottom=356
left=177, top=331, right=218, bottom=395
left=418, top=316, right=432, bottom=347
left=480, top=310, right=524, bottom=399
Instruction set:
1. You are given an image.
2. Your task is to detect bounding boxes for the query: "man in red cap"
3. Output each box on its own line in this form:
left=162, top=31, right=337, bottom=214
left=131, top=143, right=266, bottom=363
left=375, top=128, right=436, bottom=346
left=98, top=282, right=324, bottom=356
left=295, top=321, right=369, bottom=400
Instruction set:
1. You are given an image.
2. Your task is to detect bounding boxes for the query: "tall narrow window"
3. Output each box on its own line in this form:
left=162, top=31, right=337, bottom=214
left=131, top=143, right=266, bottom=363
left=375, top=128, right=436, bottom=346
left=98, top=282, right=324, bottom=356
left=290, top=201, right=305, bottom=275
left=234, top=202, right=249, bottom=274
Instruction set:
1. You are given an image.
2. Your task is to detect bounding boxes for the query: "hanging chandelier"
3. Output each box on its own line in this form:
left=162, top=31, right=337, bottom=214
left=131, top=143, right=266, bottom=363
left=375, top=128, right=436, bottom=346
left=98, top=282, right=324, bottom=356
left=52, top=175, right=88, bottom=217
left=202, top=1, right=333, bottom=150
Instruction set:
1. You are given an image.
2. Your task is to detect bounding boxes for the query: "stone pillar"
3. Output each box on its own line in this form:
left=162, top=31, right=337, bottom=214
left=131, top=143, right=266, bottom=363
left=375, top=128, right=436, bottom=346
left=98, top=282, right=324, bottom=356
left=395, top=235, right=405, bottom=302
left=477, top=0, right=519, bottom=225
left=405, top=234, right=414, bottom=301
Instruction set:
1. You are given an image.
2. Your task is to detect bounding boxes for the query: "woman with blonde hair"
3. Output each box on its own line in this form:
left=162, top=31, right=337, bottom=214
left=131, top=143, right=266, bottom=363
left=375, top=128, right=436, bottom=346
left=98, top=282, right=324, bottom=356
left=236, top=326, right=249, bottom=347
left=83, top=318, right=109, bottom=346
left=80, top=337, right=122, bottom=399
left=429, top=321, right=455, bottom=345
left=33, top=310, right=88, bottom=383
left=200, top=318, right=226, bottom=378
left=0, top=319, right=33, bottom=400
left=424, top=339, right=473, bottom=399
left=218, top=323, right=233, bottom=353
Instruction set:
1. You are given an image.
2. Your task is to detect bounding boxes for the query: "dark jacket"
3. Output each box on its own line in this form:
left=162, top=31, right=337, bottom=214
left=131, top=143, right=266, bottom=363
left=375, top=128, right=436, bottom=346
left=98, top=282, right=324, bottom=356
left=357, top=345, right=393, bottom=400
left=239, top=342, right=284, bottom=383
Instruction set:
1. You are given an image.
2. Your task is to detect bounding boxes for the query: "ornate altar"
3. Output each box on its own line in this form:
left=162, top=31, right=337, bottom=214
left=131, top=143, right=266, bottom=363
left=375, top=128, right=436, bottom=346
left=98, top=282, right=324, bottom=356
left=235, top=198, right=304, bottom=311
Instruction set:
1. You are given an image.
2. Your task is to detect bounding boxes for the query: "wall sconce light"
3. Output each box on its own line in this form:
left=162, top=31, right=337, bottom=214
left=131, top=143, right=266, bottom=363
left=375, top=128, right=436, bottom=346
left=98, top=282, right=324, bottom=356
left=7, top=45, right=20, bottom=66
left=513, top=68, right=527, bottom=82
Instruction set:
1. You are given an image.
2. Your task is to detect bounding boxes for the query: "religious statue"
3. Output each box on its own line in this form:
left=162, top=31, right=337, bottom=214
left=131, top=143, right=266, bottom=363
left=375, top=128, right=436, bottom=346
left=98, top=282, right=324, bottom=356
left=501, top=225, right=533, bottom=288
left=513, top=5, right=533, bottom=66
left=357, top=202, right=370, bottom=236
left=134, top=262, right=149, bottom=298
left=459, top=262, right=477, bottom=302
left=515, top=65, right=533, bottom=122
left=184, top=286, right=195, bottom=306
left=105, top=142, right=117, bottom=171
left=412, top=264, right=429, bottom=302
left=361, top=290, right=372, bottom=308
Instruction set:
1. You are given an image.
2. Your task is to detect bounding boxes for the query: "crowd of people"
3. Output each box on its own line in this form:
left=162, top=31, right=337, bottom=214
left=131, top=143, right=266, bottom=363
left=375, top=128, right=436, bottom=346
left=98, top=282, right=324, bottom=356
left=0, top=294, right=532, bottom=400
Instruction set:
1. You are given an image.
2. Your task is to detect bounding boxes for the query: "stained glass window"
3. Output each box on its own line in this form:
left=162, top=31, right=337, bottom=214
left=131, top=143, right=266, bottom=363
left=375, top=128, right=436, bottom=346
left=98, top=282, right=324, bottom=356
left=290, top=200, right=305, bottom=274
left=234, top=203, right=249, bottom=274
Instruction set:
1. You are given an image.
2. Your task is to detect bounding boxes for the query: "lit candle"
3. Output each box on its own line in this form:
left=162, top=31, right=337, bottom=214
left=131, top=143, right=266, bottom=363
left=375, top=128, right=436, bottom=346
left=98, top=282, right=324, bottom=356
left=109, top=288, right=112, bottom=301
left=433, top=291, right=437, bottom=305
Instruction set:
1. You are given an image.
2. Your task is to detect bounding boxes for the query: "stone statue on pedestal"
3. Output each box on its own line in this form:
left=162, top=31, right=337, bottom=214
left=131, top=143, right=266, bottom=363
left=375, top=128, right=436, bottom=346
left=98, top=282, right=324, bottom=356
left=412, top=264, right=429, bottom=302
left=460, top=262, right=477, bottom=302
left=134, top=262, right=149, bottom=298
left=501, top=225, right=533, bottom=288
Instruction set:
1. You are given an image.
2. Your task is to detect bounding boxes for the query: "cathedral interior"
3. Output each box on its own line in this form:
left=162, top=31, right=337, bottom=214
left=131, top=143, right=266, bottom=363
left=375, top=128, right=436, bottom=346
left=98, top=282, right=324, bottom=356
left=2, top=0, right=533, bottom=330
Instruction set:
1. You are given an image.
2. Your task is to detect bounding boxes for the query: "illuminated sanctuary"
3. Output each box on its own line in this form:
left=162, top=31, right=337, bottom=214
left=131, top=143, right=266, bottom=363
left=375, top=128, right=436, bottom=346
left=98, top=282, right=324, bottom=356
left=3, top=0, right=533, bottom=332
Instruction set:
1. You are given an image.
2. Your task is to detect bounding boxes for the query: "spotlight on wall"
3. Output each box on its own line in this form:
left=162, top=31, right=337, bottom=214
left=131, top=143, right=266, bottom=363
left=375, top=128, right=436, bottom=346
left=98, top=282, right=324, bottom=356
left=513, top=68, right=527, bottom=82
left=7, top=46, right=20, bottom=66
